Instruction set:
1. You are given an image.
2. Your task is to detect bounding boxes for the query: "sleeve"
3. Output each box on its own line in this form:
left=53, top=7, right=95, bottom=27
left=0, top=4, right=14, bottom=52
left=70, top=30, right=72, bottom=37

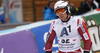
left=45, top=21, right=56, bottom=52
left=77, top=19, right=92, bottom=51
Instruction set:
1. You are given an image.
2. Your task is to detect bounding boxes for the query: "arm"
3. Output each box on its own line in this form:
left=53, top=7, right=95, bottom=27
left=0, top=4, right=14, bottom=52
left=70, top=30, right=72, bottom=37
left=77, top=19, right=92, bottom=53
left=45, top=29, right=56, bottom=53
left=45, top=21, right=56, bottom=53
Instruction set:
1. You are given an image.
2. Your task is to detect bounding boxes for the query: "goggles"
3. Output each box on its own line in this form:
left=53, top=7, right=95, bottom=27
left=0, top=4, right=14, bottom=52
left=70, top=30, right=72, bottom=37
left=55, top=8, right=66, bottom=16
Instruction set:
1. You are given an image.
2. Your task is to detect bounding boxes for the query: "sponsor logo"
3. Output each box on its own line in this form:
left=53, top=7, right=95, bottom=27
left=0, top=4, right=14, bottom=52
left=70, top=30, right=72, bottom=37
left=86, top=19, right=100, bottom=51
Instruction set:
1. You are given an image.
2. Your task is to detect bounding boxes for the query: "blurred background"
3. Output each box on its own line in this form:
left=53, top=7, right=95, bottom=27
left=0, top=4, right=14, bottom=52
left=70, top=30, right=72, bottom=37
left=0, top=0, right=84, bottom=23
left=0, top=0, right=100, bottom=53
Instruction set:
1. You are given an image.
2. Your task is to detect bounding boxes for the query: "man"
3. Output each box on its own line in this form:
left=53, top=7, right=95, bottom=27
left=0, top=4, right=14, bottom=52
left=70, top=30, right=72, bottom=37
left=45, top=1, right=91, bottom=53
left=76, top=0, right=98, bottom=15
left=42, top=0, right=57, bottom=21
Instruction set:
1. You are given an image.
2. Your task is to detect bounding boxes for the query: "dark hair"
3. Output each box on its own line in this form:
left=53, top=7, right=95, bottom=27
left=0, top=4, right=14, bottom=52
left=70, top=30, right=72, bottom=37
left=48, top=0, right=56, bottom=7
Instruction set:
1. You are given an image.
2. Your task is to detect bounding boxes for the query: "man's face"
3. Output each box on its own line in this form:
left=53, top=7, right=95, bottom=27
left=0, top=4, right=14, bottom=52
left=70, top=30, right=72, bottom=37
left=58, top=12, right=68, bottom=21
left=49, top=2, right=55, bottom=9
left=55, top=8, right=69, bottom=21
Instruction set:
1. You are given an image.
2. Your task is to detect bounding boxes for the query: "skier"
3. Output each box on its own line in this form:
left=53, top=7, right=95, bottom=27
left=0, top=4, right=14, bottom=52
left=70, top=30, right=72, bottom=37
left=45, top=1, right=91, bottom=53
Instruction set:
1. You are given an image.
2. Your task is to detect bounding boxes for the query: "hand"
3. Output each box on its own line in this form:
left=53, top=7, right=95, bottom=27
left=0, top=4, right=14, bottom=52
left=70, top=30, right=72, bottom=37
left=84, top=51, right=89, bottom=53
left=45, top=51, right=51, bottom=53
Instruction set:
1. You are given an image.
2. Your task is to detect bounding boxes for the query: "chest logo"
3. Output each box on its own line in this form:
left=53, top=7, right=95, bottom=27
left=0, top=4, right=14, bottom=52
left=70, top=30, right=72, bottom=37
left=60, top=25, right=71, bottom=37
left=60, top=27, right=68, bottom=37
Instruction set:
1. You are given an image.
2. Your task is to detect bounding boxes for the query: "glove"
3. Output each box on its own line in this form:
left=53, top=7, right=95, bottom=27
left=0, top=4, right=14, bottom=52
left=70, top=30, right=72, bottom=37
left=45, top=51, right=51, bottom=53
left=84, top=51, right=89, bottom=53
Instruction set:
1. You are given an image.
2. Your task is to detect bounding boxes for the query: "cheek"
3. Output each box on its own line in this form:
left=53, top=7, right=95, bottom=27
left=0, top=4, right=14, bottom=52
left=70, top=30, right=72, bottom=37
left=58, top=16, right=63, bottom=20
left=63, top=14, right=67, bottom=18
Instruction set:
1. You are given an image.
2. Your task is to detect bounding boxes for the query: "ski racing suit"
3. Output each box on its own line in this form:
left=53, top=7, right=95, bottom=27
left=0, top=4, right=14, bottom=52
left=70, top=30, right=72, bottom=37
left=45, top=16, right=91, bottom=53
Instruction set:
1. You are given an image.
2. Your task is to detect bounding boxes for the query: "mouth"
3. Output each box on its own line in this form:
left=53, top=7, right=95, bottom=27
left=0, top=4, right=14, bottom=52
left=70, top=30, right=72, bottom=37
left=61, top=16, right=64, bottom=18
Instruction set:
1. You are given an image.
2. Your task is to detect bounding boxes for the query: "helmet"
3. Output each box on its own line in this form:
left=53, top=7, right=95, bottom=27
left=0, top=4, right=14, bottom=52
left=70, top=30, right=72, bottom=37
left=54, top=1, right=71, bottom=15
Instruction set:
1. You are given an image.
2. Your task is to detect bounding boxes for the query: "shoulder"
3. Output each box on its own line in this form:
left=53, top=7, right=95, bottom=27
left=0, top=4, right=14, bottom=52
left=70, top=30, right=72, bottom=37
left=71, top=16, right=84, bottom=23
left=49, top=19, right=60, bottom=33
left=45, top=7, right=52, bottom=11
left=43, top=6, right=52, bottom=13
left=70, top=16, right=79, bottom=21
left=51, top=19, right=61, bottom=25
